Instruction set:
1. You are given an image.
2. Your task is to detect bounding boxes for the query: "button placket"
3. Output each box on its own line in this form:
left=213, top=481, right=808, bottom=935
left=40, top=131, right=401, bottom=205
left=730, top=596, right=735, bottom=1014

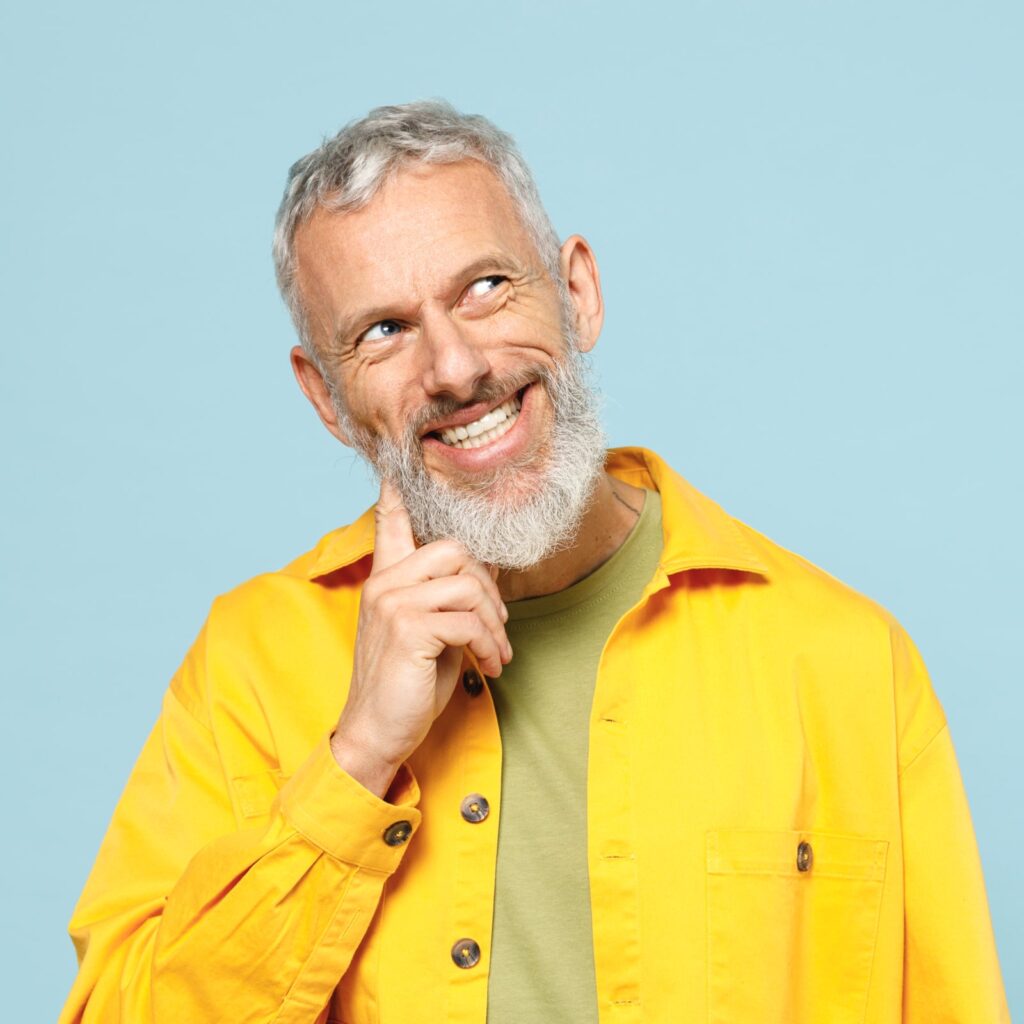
left=446, top=652, right=500, bottom=1016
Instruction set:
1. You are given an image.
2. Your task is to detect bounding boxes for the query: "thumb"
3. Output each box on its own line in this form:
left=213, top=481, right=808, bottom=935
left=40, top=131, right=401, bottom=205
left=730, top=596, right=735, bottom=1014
left=372, top=478, right=416, bottom=573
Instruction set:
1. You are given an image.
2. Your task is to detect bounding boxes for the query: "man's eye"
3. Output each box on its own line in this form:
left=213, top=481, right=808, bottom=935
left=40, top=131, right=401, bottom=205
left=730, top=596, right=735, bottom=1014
left=361, top=320, right=403, bottom=343
left=465, top=275, right=507, bottom=300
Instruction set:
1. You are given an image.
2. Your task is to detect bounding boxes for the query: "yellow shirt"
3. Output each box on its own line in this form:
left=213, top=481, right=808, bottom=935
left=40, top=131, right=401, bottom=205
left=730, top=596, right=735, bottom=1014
left=60, top=447, right=1010, bottom=1024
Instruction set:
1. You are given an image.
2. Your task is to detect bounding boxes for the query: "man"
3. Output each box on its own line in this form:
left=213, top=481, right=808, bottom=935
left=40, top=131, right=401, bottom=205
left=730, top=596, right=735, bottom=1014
left=61, top=101, right=1009, bottom=1023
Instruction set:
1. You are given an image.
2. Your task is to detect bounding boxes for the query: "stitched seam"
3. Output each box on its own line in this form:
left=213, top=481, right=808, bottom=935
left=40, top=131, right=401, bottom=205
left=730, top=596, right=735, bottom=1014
left=285, top=798, right=395, bottom=874
left=167, top=677, right=212, bottom=731
left=707, top=867, right=883, bottom=881
left=508, top=557, right=654, bottom=627
left=858, top=844, right=888, bottom=1024
left=898, top=723, right=948, bottom=778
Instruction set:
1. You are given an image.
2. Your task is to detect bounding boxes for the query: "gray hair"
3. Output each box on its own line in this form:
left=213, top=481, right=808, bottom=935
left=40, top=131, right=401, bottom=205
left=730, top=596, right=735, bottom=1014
left=272, top=99, right=565, bottom=371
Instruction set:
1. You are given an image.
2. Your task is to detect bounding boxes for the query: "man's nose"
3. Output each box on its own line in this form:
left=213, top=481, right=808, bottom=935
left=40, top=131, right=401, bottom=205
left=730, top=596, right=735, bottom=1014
left=418, top=310, right=490, bottom=402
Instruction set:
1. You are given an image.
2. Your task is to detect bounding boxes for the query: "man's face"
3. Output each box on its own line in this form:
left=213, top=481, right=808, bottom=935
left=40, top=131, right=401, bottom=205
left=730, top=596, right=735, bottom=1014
left=291, top=159, right=607, bottom=567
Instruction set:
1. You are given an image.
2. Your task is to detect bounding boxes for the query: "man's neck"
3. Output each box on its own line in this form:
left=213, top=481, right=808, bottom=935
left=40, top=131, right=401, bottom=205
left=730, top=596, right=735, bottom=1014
left=495, top=472, right=649, bottom=602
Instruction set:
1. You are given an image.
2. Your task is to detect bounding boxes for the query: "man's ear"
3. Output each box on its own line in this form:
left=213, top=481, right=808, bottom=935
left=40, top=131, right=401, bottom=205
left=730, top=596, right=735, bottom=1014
left=290, top=345, right=351, bottom=446
left=558, top=235, right=604, bottom=353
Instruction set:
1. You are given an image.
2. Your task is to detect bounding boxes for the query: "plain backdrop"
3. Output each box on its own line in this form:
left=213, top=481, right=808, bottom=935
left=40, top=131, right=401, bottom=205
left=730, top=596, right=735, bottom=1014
left=1, top=0, right=1020, bottom=1016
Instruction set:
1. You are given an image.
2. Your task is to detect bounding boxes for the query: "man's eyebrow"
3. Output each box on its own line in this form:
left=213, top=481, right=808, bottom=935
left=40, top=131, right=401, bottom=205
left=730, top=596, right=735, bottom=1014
left=332, top=251, right=526, bottom=347
left=450, top=252, right=526, bottom=287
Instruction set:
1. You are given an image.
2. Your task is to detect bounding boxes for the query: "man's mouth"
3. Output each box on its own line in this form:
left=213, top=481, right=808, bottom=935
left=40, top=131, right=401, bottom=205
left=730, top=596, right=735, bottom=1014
left=426, top=388, right=525, bottom=450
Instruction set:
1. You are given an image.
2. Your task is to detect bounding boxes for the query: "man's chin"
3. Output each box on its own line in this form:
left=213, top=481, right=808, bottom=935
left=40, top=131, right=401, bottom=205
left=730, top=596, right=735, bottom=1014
left=423, top=451, right=551, bottom=506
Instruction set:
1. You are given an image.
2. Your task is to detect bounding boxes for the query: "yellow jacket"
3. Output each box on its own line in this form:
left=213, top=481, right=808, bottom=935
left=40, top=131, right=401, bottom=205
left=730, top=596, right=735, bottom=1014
left=61, top=448, right=1009, bottom=1023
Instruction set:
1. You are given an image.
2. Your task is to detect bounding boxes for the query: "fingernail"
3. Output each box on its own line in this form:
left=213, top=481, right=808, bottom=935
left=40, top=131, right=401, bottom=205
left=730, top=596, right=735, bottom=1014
left=500, top=602, right=509, bottom=622
left=503, top=639, right=513, bottom=661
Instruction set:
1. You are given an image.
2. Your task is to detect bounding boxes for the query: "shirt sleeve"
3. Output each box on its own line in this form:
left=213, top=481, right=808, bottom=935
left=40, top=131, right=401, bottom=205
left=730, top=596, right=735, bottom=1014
left=891, top=624, right=1010, bottom=1022
left=59, top=626, right=421, bottom=1024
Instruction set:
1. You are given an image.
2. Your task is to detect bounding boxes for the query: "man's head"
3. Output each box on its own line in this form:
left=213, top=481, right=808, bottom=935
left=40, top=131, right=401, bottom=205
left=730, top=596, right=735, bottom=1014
left=274, top=101, right=608, bottom=569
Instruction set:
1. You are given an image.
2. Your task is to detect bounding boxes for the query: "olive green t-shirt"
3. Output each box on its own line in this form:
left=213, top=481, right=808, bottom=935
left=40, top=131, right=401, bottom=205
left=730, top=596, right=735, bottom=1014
left=486, top=489, right=664, bottom=1024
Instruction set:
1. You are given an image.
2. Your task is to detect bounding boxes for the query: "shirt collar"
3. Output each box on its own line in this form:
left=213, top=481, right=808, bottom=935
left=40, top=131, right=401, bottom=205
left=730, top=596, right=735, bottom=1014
left=604, top=447, right=768, bottom=577
left=298, top=446, right=768, bottom=582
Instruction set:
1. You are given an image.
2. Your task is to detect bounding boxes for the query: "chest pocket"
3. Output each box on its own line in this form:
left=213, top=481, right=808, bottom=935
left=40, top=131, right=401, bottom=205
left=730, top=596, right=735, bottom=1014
left=706, top=828, right=888, bottom=1024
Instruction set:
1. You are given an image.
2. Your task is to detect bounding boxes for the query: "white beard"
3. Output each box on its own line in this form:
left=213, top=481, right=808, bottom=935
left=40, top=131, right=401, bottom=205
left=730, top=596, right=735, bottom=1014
left=334, top=347, right=607, bottom=570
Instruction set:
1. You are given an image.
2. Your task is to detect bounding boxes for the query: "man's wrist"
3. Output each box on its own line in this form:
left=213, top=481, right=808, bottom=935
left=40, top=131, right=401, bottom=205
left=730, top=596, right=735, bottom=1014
left=329, top=730, right=402, bottom=800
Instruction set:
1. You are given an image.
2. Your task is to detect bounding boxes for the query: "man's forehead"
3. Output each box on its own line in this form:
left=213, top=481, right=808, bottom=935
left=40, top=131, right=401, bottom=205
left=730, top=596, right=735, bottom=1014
left=293, top=160, right=537, bottom=318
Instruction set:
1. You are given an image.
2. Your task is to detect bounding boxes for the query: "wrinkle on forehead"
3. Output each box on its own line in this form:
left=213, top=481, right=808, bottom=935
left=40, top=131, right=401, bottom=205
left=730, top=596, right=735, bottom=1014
left=292, top=160, right=548, bottom=355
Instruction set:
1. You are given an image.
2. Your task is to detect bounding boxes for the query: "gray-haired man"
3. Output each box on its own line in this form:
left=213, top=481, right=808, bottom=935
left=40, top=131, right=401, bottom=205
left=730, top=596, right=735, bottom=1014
left=62, top=102, right=1008, bottom=1023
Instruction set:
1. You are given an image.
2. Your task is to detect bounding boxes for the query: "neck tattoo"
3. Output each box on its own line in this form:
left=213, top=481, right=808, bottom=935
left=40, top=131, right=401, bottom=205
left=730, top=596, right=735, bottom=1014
left=611, top=484, right=642, bottom=520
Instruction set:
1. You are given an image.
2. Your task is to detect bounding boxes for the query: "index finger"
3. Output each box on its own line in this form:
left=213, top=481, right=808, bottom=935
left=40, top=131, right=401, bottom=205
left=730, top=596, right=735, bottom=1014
left=372, top=478, right=416, bottom=573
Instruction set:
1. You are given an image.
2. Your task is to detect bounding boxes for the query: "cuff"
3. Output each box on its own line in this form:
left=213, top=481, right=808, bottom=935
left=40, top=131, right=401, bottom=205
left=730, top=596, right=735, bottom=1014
left=277, top=730, right=422, bottom=874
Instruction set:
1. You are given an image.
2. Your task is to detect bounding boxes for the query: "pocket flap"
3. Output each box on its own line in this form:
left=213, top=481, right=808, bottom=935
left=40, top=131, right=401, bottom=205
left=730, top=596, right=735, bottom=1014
left=707, top=828, right=888, bottom=881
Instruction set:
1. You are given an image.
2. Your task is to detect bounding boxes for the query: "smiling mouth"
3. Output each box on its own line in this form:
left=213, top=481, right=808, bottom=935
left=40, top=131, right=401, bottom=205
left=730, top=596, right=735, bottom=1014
left=428, top=387, right=526, bottom=450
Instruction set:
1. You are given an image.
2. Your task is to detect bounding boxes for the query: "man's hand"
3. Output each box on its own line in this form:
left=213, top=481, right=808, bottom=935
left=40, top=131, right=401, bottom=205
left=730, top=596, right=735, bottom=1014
left=330, top=479, right=512, bottom=798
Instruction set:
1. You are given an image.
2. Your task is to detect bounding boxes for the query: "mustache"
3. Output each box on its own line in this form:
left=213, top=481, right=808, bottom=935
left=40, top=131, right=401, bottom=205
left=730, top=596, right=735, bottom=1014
left=401, top=365, right=549, bottom=445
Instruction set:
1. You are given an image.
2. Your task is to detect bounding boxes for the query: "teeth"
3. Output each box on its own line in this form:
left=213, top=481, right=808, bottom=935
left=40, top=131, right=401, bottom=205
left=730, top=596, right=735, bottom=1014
left=436, top=395, right=522, bottom=449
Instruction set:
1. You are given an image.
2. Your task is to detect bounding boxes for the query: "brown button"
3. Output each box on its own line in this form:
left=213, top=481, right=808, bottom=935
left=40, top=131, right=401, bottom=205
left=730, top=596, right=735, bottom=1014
left=382, top=820, right=413, bottom=847
left=796, top=840, right=813, bottom=872
left=451, top=938, right=481, bottom=968
left=462, top=668, right=484, bottom=697
left=460, top=794, right=490, bottom=823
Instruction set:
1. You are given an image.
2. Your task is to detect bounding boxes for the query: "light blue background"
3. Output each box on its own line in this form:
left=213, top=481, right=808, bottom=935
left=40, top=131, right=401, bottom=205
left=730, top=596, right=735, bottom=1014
left=2, top=1, right=1020, bottom=1016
